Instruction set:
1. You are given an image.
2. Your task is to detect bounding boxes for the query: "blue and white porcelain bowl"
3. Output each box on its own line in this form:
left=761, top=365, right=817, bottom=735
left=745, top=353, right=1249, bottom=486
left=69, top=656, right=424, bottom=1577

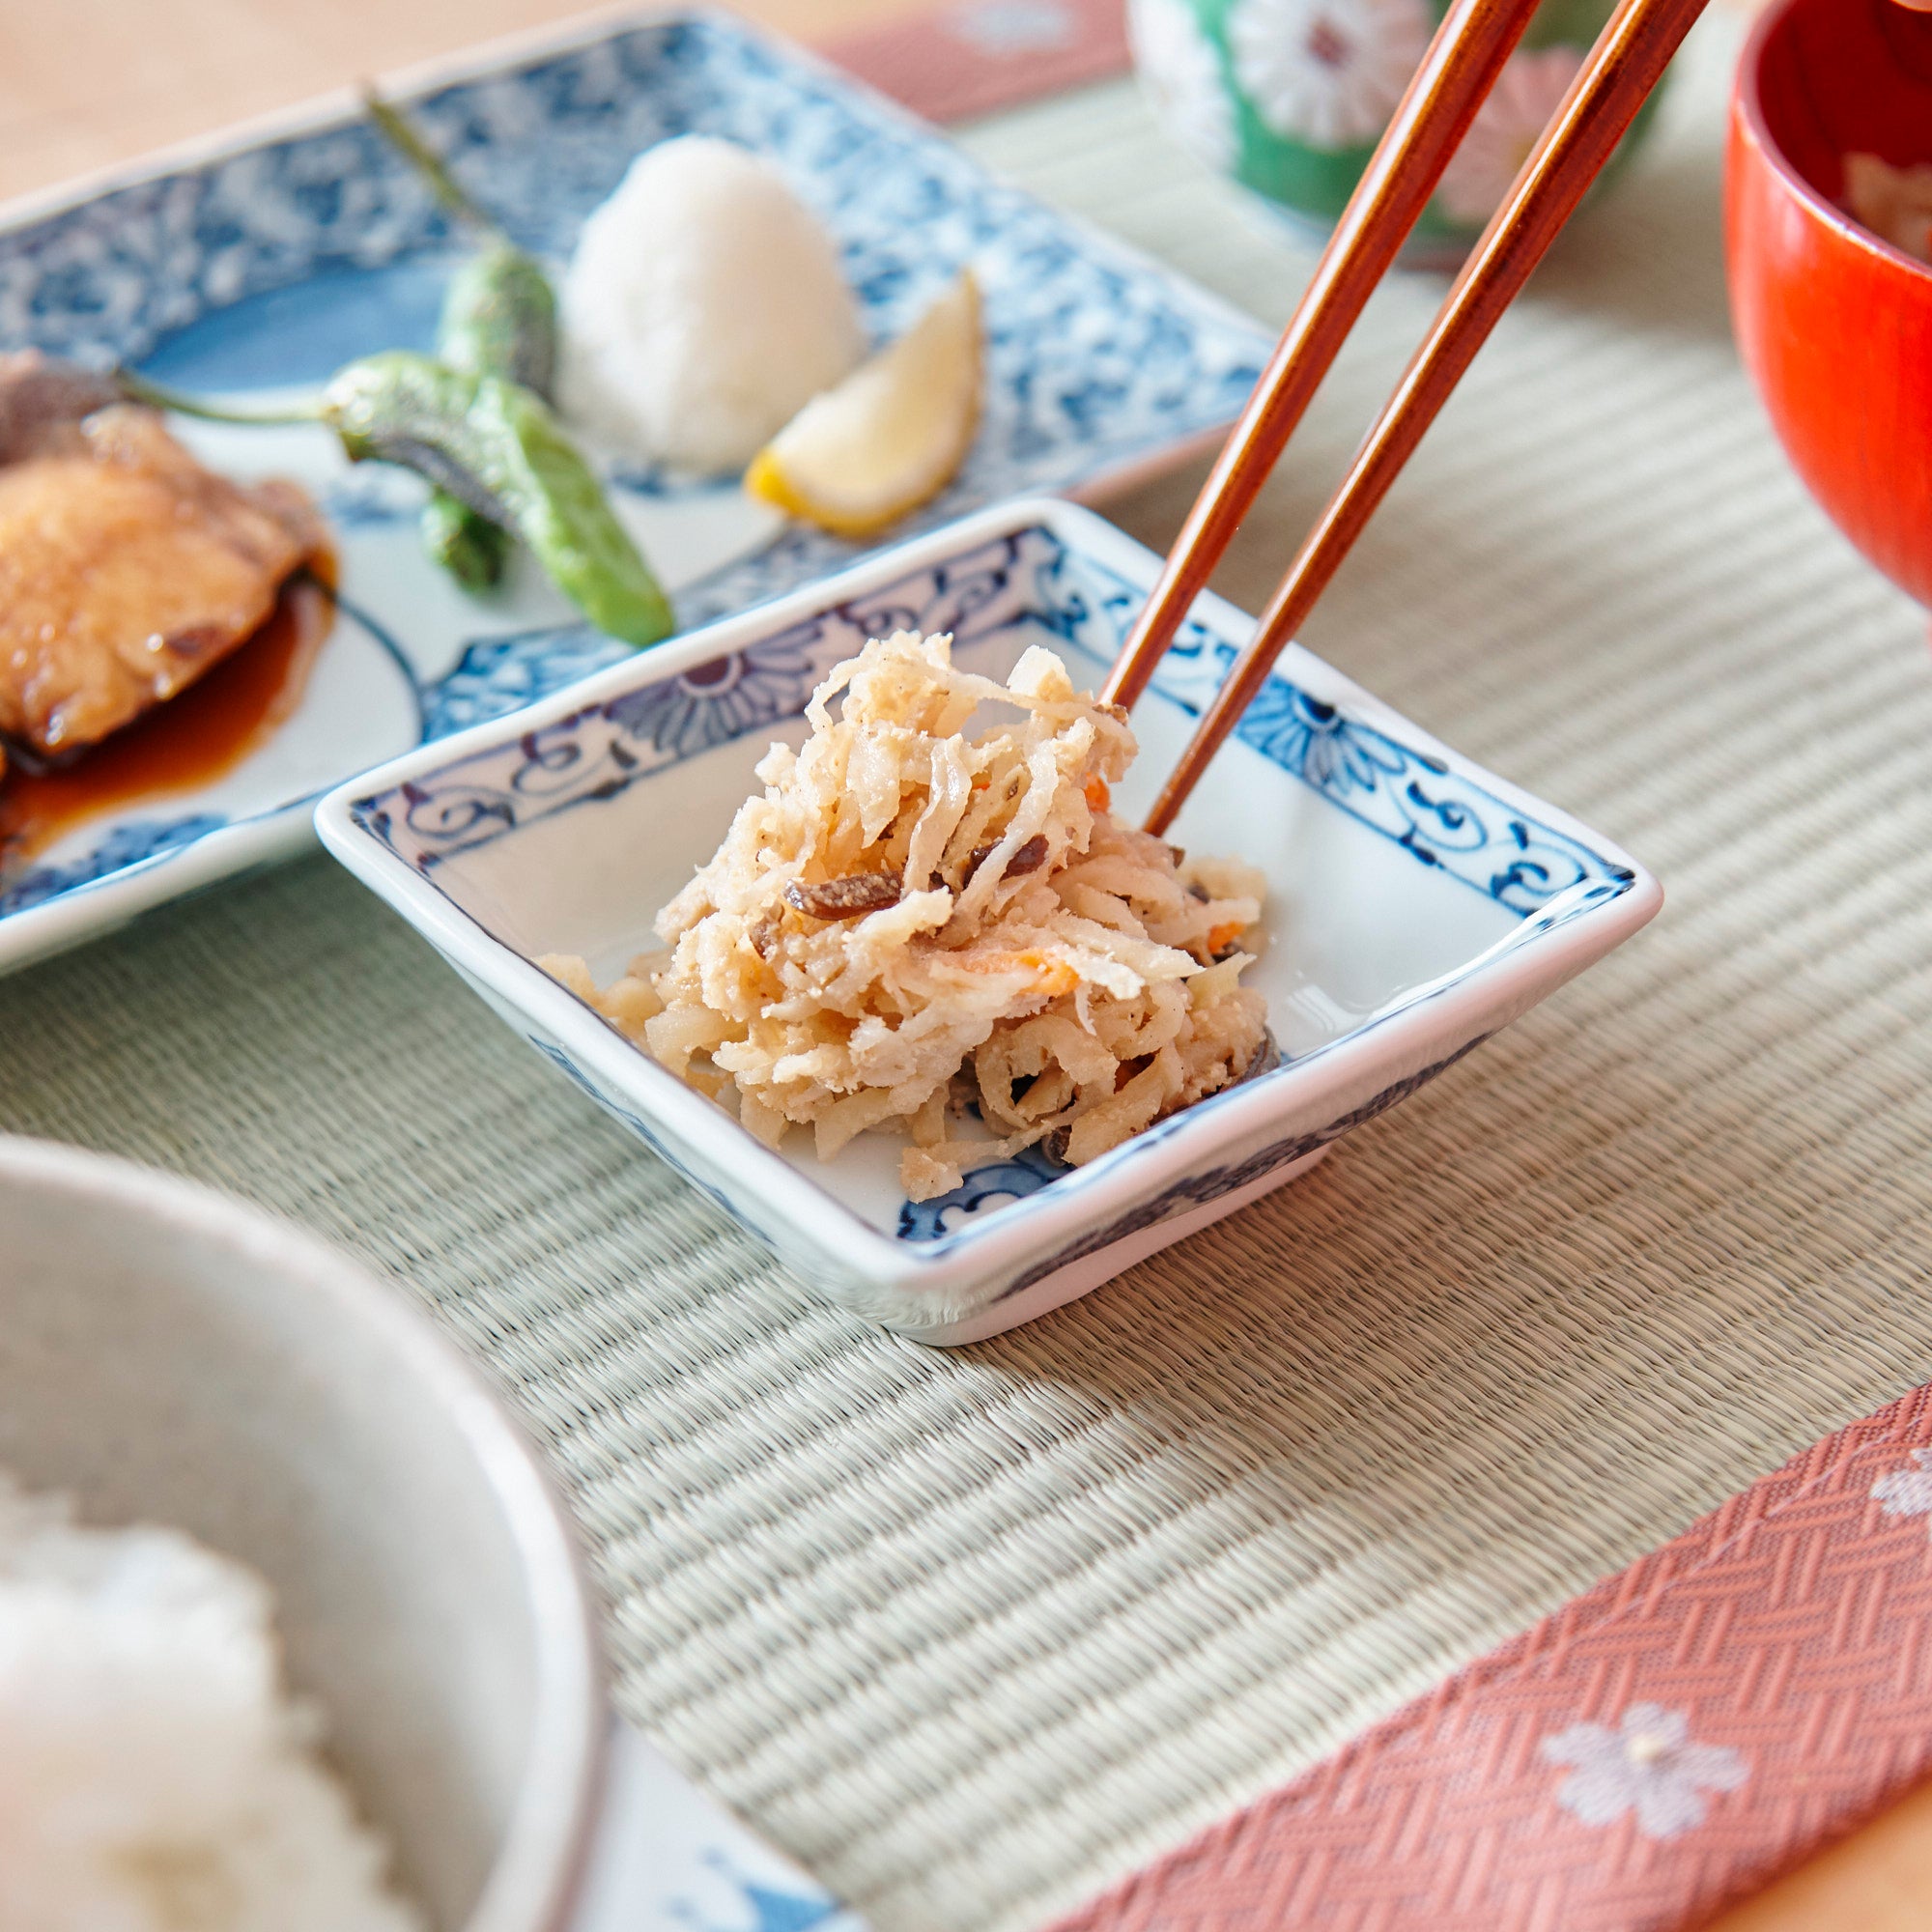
left=317, top=497, right=1661, bottom=1344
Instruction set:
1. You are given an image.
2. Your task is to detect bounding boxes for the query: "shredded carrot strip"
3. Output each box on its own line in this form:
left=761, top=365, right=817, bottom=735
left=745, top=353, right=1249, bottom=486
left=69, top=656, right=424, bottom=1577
left=957, top=950, right=1079, bottom=998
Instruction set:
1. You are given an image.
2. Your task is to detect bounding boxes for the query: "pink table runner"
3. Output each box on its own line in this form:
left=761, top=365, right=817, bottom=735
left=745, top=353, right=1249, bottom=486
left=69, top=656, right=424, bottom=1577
left=1050, top=1381, right=1932, bottom=1931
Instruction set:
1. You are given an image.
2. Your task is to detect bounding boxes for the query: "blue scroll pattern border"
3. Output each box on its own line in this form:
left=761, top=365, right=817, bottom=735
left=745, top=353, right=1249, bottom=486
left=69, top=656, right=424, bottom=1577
left=353, top=523, right=1634, bottom=925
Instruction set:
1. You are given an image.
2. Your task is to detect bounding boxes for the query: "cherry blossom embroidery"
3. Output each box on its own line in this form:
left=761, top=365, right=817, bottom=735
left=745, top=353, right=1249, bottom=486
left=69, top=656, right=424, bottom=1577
left=1227, top=0, right=1432, bottom=151
left=1130, top=0, right=1238, bottom=173
left=1436, top=44, right=1584, bottom=223
left=1541, top=1704, right=1747, bottom=1839
left=1873, top=1448, right=1932, bottom=1533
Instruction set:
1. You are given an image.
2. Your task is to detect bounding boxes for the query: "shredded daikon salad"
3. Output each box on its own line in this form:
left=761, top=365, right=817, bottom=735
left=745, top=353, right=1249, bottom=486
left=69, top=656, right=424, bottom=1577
left=543, top=630, right=1268, bottom=1202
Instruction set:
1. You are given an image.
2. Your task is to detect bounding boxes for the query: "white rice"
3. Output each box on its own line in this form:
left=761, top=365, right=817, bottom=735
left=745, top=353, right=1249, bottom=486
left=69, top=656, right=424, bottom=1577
left=557, top=134, right=866, bottom=475
left=0, top=1473, right=424, bottom=1932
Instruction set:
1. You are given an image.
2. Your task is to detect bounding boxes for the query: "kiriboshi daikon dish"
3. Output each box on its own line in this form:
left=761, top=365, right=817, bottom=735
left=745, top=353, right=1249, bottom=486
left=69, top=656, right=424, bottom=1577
left=543, top=629, right=1270, bottom=1202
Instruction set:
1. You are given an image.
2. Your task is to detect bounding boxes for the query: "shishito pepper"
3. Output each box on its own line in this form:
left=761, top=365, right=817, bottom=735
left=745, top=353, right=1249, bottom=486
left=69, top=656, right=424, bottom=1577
left=332, top=353, right=670, bottom=646
left=120, top=352, right=674, bottom=650
left=364, top=89, right=559, bottom=588
left=418, top=486, right=508, bottom=589
left=414, top=245, right=554, bottom=591
left=436, top=242, right=557, bottom=398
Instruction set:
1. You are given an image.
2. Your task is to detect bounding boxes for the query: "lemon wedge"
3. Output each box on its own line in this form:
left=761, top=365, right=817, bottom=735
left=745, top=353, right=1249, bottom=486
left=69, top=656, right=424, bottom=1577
left=745, top=270, right=981, bottom=538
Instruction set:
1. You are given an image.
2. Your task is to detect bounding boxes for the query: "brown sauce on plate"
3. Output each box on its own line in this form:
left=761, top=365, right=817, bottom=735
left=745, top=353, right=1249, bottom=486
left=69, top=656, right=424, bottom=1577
left=0, top=570, right=336, bottom=865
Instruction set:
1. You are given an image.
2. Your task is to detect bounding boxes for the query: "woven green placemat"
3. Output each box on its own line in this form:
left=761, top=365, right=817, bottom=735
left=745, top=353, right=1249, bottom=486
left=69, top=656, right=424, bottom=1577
left=4, top=18, right=1930, bottom=1930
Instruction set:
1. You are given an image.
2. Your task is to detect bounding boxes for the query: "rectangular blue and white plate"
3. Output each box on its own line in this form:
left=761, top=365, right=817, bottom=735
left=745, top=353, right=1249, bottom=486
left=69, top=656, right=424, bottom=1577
left=0, top=8, right=1270, bottom=978
left=317, top=497, right=1662, bottom=1344
left=576, top=1720, right=866, bottom=1932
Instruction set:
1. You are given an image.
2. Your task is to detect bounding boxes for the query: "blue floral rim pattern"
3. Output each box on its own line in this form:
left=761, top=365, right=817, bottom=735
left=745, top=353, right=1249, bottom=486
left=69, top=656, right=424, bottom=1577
left=352, top=523, right=1634, bottom=923
left=0, top=817, right=231, bottom=922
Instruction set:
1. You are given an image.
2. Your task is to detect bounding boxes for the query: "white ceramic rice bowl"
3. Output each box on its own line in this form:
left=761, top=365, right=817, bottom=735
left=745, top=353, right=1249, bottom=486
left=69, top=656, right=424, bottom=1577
left=0, top=1137, right=605, bottom=1932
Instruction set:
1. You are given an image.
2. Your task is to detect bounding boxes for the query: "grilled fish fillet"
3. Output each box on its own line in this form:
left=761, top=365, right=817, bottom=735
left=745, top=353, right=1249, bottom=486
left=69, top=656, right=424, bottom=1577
left=0, top=355, right=326, bottom=757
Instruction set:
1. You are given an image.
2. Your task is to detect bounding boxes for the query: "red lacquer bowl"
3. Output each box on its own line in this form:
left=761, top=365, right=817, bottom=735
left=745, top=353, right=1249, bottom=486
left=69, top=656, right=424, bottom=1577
left=1726, top=0, right=1932, bottom=608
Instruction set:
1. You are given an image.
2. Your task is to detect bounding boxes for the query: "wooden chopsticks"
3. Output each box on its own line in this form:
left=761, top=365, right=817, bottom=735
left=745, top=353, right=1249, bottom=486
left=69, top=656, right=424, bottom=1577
left=1100, top=0, right=1541, bottom=714
left=1118, top=0, right=1710, bottom=837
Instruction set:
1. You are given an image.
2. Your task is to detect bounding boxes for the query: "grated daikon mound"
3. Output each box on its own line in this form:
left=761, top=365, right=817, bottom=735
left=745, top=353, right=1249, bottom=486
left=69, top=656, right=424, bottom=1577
left=544, top=630, right=1267, bottom=1201
left=557, top=135, right=865, bottom=475
left=0, top=1474, right=424, bottom=1932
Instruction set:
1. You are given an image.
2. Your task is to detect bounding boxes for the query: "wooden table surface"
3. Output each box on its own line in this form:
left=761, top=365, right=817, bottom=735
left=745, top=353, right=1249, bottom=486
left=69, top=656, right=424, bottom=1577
left=5, top=0, right=1930, bottom=1924
left=0, top=0, right=915, bottom=203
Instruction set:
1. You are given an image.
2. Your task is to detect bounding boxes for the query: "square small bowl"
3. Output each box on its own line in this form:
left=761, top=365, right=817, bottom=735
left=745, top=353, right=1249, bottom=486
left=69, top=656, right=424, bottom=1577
left=317, top=498, right=1660, bottom=1345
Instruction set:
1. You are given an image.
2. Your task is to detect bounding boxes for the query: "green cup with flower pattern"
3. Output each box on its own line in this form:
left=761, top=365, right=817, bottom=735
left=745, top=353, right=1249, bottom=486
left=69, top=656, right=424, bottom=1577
left=1127, top=0, right=1664, bottom=263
